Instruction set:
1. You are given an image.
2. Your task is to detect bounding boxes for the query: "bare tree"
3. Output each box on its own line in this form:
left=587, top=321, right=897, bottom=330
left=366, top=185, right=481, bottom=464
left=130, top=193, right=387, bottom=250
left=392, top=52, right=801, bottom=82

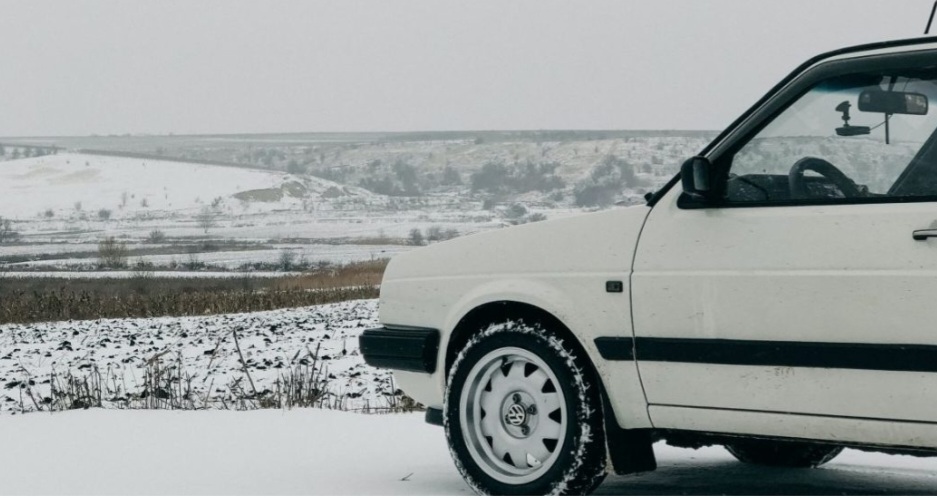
left=98, top=237, right=128, bottom=268
left=0, top=217, right=19, bottom=244
left=196, top=207, right=216, bottom=234
left=408, top=228, right=424, bottom=246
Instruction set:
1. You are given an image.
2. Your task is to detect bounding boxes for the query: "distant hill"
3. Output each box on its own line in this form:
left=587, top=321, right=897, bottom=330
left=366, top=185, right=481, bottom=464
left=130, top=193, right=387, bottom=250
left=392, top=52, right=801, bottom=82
left=0, top=153, right=382, bottom=220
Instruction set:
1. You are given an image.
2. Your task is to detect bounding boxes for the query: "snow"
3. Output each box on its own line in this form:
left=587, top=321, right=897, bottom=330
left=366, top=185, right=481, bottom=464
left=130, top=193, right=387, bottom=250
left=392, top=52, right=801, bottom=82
left=0, top=409, right=465, bottom=495
left=1, top=270, right=303, bottom=279
left=0, top=153, right=304, bottom=219
left=0, top=300, right=393, bottom=414
left=0, top=409, right=935, bottom=495
left=0, top=290, right=936, bottom=493
left=4, top=243, right=408, bottom=271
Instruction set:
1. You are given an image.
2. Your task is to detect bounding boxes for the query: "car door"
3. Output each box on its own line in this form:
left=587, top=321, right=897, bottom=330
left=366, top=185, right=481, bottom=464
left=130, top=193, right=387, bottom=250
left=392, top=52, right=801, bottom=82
left=631, top=54, right=937, bottom=445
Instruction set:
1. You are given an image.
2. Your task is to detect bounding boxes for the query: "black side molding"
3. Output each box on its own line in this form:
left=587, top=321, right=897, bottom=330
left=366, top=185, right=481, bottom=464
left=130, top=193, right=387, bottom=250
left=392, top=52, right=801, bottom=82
left=359, top=326, right=440, bottom=373
left=633, top=337, right=937, bottom=374
left=594, top=337, right=635, bottom=361
left=596, top=336, right=937, bottom=374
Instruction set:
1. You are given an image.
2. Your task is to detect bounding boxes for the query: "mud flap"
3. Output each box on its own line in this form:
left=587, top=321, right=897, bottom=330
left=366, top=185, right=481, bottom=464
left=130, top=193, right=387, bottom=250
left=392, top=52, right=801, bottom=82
left=602, top=392, right=657, bottom=475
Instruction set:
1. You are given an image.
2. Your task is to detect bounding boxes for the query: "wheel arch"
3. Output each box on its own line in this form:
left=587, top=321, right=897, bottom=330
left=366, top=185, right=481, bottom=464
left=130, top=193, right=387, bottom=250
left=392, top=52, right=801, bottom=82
left=444, top=299, right=657, bottom=476
left=445, top=300, right=587, bottom=378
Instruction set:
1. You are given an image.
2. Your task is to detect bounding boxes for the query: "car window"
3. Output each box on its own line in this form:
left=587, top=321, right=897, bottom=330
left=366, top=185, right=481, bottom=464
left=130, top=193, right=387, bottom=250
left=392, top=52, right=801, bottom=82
left=725, top=70, right=937, bottom=204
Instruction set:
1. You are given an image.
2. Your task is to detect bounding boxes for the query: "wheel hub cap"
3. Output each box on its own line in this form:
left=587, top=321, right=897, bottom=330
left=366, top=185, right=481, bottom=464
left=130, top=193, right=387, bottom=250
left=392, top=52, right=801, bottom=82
left=504, top=403, right=527, bottom=427
left=459, top=347, right=568, bottom=485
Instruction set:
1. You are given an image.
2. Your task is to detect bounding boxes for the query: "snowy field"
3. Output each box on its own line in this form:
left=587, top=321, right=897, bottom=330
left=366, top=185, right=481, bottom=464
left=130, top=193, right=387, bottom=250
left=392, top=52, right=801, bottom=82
left=0, top=136, right=702, bottom=277
left=1, top=409, right=936, bottom=495
left=0, top=270, right=302, bottom=279
left=3, top=243, right=409, bottom=270
left=0, top=152, right=526, bottom=275
left=1, top=299, right=937, bottom=494
left=0, top=300, right=392, bottom=414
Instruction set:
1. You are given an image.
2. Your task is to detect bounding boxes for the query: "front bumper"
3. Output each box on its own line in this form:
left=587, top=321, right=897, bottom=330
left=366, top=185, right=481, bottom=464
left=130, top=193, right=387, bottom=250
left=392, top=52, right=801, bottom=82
left=359, top=325, right=440, bottom=373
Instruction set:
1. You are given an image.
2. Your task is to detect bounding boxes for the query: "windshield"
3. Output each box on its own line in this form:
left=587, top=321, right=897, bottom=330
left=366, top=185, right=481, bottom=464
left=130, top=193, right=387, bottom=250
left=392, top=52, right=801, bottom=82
left=727, top=69, right=937, bottom=200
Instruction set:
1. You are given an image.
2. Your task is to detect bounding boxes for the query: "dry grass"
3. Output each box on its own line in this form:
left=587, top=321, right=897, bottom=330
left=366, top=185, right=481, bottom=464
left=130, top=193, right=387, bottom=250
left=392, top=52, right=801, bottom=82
left=0, top=260, right=387, bottom=324
left=275, top=259, right=386, bottom=290
left=12, top=335, right=419, bottom=414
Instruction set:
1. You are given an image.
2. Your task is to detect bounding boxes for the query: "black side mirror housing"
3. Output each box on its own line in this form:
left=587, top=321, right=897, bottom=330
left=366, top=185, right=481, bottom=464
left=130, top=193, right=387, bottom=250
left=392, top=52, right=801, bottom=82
left=680, top=156, right=716, bottom=202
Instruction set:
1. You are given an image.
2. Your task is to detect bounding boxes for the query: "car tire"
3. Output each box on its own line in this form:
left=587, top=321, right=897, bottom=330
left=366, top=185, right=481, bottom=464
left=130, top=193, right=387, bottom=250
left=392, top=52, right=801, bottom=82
left=725, top=439, right=843, bottom=468
left=444, top=321, right=607, bottom=495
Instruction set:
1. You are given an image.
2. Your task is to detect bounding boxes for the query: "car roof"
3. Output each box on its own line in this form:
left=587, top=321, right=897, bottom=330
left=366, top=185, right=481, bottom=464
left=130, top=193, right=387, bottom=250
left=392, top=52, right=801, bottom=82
left=698, top=36, right=937, bottom=158
left=819, top=36, right=937, bottom=63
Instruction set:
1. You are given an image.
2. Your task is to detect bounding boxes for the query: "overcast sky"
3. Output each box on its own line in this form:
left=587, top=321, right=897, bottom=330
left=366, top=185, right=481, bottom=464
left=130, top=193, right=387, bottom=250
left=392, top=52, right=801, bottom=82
left=0, top=0, right=932, bottom=137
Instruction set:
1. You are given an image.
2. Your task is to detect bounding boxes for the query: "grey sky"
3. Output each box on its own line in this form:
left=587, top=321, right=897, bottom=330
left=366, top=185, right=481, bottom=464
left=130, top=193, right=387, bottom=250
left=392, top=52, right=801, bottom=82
left=0, top=0, right=932, bottom=136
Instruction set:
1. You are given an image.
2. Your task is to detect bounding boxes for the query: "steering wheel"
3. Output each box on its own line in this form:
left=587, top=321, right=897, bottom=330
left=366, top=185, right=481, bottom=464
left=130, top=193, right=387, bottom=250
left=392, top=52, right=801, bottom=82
left=789, top=157, right=861, bottom=200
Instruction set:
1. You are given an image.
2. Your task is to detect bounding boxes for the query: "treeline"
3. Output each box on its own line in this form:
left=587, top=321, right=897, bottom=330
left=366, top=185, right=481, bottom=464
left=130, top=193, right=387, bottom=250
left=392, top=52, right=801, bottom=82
left=0, top=144, right=58, bottom=159
left=470, top=162, right=565, bottom=195
left=312, top=159, right=464, bottom=197
left=573, top=155, right=648, bottom=207
left=311, top=154, right=649, bottom=208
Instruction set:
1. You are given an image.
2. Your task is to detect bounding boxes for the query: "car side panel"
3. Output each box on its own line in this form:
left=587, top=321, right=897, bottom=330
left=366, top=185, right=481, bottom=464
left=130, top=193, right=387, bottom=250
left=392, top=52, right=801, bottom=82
left=633, top=186, right=937, bottom=437
left=378, top=207, right=653, bottom=429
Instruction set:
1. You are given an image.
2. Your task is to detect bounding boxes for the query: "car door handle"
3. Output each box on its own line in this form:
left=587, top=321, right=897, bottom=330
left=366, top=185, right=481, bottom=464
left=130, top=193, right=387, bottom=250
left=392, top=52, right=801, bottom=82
left=912, top=229, right=937, bottom=241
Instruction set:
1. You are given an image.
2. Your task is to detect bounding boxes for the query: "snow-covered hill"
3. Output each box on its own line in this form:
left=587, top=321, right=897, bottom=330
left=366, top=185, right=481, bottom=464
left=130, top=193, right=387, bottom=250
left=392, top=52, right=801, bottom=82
left=0, top=152, right=380, bottom=220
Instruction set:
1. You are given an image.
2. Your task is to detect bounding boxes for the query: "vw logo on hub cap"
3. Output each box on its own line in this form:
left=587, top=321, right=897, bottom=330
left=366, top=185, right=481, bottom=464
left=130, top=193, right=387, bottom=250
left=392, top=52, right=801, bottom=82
left=505, top=404, right=527, bottom=426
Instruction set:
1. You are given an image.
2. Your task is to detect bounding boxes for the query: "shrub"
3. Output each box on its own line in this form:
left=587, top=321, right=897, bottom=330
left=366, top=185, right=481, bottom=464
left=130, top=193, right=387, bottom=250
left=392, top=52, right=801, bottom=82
left=0, top=217, right=19, bottom=243
left=146, top=229, right=167, bottom=244
left=425, top=227, right=460, bottom=241
left=358, top=160, right=422, bottom=196
left=98, top=208, right=112, bottom=221
left=185, top=251, right=204, bottom=270
left=287, top=160, right=306, bottom=175
left=442, top=165, right=462, bottom=185
left=471, top=161, right=564, bottom=195
left=279, top=249, right=297, bottom=271
left=408, top=228, right=425, bottom=246
left=97, top=237, right=128, bottom=268
left=505, top=203, right=528, bottom=220
left=425, top=225, right=444, bottom=242
left=574, top=154, right=646, bottom=207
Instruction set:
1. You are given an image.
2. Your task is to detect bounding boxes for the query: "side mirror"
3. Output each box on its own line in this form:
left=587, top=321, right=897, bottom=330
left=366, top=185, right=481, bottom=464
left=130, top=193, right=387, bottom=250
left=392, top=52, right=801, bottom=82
left=681, top=156, right=715, bottom=201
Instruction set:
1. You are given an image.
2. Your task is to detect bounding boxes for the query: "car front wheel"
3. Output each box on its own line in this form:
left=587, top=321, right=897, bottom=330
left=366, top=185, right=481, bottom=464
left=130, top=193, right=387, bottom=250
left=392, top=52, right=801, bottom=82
left=444, top=321, right=606, bottom=495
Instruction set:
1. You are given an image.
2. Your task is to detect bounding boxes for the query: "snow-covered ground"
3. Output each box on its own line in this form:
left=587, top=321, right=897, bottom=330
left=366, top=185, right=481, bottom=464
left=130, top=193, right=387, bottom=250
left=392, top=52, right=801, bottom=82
left=0, top=152, right=529, bottom=274
left=0, top=152, right=334, bottom=219
left=4, top=243, right=409, bottom=271
left=0, top=270, right=302, bottom=279
left=0, top=300, right=391, bottom=414
left=1, top=409, right=936, bottom=495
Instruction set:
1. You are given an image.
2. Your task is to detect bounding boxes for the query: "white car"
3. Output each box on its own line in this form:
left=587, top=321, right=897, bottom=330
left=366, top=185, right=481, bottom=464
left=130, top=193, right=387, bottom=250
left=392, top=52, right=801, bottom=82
left=361, top=37, right=937, bottom=495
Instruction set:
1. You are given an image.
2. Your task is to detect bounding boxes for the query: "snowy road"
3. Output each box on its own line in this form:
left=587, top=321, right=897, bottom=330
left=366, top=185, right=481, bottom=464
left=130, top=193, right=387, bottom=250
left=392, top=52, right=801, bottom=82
left=1, top=409, right=936, bottom=495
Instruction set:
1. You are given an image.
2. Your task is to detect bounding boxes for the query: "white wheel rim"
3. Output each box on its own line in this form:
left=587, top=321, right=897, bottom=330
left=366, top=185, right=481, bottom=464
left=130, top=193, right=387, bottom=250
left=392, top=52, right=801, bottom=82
left=459, top=347, right=567, bottom=485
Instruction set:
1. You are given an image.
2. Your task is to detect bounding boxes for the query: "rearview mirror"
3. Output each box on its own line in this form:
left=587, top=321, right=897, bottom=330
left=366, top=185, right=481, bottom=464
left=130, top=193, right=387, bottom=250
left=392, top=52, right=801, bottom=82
left=858, top=89, right=928, bottom=115
left=681, top=156, right=715, bottom=202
